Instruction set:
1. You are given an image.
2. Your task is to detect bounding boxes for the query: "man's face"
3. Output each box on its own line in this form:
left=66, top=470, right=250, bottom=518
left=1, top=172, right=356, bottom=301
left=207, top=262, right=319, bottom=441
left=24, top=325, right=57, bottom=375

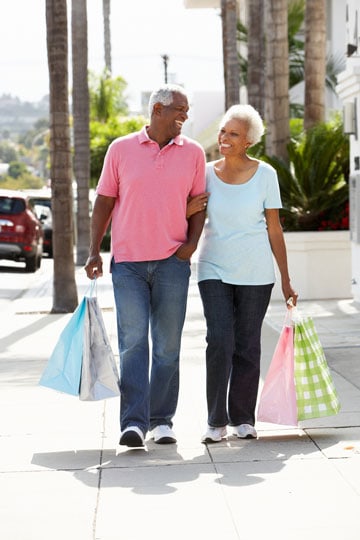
left=158, top=92, right=189, bottom=138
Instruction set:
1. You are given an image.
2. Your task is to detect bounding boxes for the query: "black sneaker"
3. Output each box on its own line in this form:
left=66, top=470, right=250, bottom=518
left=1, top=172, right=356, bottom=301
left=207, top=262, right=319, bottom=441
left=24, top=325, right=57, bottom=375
left=119, top=426, right=144, bottom=447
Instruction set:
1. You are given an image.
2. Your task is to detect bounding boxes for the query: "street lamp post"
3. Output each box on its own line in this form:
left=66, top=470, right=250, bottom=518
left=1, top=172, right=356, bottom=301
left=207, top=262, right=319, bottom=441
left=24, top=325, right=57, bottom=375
left=161, top=54, right=169, bottom=83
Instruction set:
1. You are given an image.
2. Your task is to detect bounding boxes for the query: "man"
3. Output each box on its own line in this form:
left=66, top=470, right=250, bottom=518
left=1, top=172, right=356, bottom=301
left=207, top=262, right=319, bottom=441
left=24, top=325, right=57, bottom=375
left=85, top=84, right=206, bottom=448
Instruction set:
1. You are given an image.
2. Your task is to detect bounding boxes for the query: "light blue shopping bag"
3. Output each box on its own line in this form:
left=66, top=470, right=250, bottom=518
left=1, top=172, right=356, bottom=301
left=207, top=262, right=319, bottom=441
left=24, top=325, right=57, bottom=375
left=39, top=297, right=87, bottom=395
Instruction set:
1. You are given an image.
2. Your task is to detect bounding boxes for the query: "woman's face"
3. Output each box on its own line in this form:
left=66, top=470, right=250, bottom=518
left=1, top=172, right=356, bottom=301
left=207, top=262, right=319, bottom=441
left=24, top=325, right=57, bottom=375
left=218, top=118, right=250, bottom=156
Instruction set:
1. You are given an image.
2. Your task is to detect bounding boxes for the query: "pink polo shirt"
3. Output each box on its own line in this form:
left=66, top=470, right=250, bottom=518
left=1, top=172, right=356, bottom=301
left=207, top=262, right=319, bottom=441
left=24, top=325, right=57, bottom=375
left=96, top=126, right=206, bottom=262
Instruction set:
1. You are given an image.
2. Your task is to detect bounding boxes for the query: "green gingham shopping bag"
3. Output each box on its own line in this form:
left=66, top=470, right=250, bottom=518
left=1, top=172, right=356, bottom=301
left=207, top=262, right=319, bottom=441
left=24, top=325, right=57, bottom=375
left=293, top=316, right=340, bottom=420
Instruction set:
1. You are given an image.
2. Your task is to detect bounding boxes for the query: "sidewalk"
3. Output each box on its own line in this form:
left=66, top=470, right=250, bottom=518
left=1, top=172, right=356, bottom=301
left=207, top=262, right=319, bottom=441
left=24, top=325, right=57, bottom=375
left=1, top=257, right=360, bottom=540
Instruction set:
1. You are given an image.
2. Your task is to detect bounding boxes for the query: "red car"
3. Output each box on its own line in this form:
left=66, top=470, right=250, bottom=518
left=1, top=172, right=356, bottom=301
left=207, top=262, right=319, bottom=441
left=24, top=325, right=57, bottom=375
left=0, top=189, right=43, bottom=272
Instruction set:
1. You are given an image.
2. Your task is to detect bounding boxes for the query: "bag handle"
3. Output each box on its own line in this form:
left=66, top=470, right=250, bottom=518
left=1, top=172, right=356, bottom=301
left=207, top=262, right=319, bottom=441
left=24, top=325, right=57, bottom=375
left=283, top=307, right=293, bottom=327
left=85, top=278, right=97, bottom=298
left=286, top=296, right=302, bottom=323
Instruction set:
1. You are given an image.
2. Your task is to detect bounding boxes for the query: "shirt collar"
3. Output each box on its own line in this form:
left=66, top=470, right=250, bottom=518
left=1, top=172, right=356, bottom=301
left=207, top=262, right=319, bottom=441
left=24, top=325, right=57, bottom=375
left=138, top=125, right=184, bottom=146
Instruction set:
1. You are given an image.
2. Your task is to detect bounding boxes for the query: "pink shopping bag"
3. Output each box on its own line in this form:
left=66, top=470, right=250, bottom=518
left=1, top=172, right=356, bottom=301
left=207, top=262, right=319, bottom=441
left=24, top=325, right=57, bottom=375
left=257, top=315, right=298, bottom=426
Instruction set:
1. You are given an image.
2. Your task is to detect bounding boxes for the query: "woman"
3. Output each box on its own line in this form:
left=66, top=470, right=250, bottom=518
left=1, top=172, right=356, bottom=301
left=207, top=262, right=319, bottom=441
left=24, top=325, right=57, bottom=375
left=194, top=104, right=297, bottom=443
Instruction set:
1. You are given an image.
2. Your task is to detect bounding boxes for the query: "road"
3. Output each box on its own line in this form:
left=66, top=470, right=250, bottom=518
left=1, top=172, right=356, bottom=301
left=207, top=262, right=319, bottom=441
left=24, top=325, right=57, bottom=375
left=0, top=252, right=116, bottom=321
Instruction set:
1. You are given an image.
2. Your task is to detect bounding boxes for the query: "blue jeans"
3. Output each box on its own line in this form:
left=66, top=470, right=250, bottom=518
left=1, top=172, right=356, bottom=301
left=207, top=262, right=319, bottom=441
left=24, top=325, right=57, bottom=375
left=198, top=280, right=273, bottom=427
left=111, top=255, right=191, bottom=435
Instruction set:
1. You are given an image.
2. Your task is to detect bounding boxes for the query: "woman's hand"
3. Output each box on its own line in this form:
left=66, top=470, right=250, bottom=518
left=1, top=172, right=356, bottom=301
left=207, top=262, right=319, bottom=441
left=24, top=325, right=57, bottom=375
left=186, top=193, right=209, bottom=218
left=283, top=285, right=298, bottom=308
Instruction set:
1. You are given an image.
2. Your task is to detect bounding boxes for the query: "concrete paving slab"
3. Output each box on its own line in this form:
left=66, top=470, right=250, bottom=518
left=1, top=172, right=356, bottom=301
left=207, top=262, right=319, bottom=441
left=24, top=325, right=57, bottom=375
left=206, top=432, right=324, bottom=463
left=0, top=471, right=98, bottom=540
left=298, top=411, right=360, bottom=428
left=31, top=447, right=105, bottom=473
left=326, top=348, right=360, bottom=388
left=0, top=389, right=106, bottom=436
left=102, top=443, right=211, bottom=468
left=95, top=465, right=240, bottom=540
left=331, top=457, right=360, bottom=496
left=304, top=426, right=360, bottom=457
left=2, top=436, right=103, bottom=472
left=217, top=459, right=360, bottom=540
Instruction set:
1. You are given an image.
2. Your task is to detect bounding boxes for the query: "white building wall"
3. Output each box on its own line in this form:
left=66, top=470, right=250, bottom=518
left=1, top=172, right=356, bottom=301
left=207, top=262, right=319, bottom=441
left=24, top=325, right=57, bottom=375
left=326, top=0, right=347, bottom=112
left=336, top=0, right=360, bottom=302
left=187, top=91, right=224, bottom=138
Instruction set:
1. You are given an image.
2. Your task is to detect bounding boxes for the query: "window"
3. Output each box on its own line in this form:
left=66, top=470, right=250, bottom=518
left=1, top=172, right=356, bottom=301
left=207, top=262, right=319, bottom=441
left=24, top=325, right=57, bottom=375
left=0, top=197, right=26, bottom=214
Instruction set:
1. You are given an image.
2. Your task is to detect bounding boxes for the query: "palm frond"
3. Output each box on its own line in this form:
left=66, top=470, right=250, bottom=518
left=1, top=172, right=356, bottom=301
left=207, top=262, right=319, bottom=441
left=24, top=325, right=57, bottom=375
left=262, top=119, right=349, bottom=230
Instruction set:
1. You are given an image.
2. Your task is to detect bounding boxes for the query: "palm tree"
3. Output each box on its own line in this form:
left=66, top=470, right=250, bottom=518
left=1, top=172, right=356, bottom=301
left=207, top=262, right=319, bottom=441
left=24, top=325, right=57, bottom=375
left=46, top=0, right=78, bottom=312
left=221, top=0, right=240, bottom=109
left=242, top=1, right=306, bottom=118
left=103, top=0, right=112, bottom=74
left=304, top=0, right=326, bottom=130
left=71, top=0, right=90, bottom=266
left=247, top=0, right=265, bottom=117
left=264, top=0, right=290, bottom=161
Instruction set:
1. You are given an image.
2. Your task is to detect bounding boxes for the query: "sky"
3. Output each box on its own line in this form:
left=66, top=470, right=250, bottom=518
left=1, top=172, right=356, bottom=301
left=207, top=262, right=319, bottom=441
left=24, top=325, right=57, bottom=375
left=1, top=0, right=224, bottom=111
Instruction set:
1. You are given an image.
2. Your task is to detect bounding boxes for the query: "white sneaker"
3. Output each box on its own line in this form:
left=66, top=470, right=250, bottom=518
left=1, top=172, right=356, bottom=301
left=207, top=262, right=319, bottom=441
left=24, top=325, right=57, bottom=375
left=119, top=426, right=144, bottom=447
left=152, top=425, right=177, bottom=444
left=201, top=426, right=227, bottom=443
left=233, top=424, right=257, bottom=439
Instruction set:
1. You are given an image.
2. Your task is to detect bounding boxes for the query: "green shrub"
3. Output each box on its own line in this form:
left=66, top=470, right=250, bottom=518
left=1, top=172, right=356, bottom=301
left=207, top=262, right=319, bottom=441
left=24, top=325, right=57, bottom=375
left=263, top=117, right=349, bottom=231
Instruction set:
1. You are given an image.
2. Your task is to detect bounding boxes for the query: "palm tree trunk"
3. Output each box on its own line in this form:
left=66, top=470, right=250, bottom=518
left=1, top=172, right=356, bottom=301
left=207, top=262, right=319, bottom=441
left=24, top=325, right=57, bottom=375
left=247, top=0, right=265, bottom=116
left=221, top=0, right=240, bottom=109
left=71, top=0, right=90, bottom=266
left=264, top=0, right=290, bottom=162
left=103, top=0, right=112, bottom=74
left=46, top=0, right=78, bottom=313
left=304, top=0, right=326, bottom=130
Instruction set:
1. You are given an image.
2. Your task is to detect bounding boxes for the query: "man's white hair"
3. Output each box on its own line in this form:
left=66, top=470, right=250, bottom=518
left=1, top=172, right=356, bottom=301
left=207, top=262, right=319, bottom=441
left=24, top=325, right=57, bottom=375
left=220, top=104, right=265, bottom=146
left=148, top=84, right=188, bottom=117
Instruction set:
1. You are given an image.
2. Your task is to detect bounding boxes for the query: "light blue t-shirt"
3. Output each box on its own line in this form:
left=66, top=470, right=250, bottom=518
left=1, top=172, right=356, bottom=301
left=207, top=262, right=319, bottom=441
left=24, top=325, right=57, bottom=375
left=197, top=160, right=282, bottom=285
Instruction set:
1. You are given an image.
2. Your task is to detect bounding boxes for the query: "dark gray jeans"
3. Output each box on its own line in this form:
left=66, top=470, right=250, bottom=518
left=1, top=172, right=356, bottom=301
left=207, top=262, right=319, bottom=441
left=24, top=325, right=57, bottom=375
left=198, top=279, right=273, bottom=427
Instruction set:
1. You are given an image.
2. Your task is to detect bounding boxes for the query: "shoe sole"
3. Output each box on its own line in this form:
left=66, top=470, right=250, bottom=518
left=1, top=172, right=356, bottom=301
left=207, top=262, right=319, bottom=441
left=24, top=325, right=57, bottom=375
left=119, top=431, right=144, bottom=447
left=153, top=437, right=176, bottom=444
left=234, top=434, right=257, bottom=439
left=202, top=437, right=222, bottom=444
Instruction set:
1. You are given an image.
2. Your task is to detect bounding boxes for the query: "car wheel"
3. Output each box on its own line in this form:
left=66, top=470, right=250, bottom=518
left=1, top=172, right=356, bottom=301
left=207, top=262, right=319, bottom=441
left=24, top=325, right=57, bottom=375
left=25, top=254, right=38, bottom=273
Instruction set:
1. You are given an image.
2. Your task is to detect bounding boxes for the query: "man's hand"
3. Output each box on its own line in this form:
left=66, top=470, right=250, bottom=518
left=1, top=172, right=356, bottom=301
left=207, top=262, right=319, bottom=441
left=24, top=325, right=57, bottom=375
left=175, top=241, right=197, bottom=261
left=84, top=253, right=103, bottom=279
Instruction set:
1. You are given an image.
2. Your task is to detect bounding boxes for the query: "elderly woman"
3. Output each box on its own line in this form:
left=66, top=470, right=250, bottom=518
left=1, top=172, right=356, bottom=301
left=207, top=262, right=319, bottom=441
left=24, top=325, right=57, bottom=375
left=193, top=104, right=297, bottom=443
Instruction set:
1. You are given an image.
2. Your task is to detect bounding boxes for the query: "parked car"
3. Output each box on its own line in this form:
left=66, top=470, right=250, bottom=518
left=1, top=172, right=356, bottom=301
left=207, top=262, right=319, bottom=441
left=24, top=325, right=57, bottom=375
left=23, top=189, right=53, bottom=257
left=0, top=189, right=43, bottom=272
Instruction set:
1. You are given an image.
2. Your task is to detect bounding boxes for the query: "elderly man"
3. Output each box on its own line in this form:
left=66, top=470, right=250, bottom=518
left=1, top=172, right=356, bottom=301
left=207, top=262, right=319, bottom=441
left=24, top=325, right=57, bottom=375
left=85, top=84, right=206, bottom=448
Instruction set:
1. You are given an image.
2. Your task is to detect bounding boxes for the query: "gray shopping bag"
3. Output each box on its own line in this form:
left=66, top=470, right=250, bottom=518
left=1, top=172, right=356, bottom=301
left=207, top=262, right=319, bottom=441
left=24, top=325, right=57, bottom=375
left=79, top=295, right=120, bottom=401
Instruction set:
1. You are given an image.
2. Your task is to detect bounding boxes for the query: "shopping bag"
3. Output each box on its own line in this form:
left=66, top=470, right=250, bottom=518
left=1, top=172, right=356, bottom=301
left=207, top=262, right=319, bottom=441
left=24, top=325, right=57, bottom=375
left=293, top=315, right=341, bottom=420
left=79, top=295, right=120, bottom=401
left=39, top=297, right=86, bottom=395
left=257, top=312, right=298, bottom=426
